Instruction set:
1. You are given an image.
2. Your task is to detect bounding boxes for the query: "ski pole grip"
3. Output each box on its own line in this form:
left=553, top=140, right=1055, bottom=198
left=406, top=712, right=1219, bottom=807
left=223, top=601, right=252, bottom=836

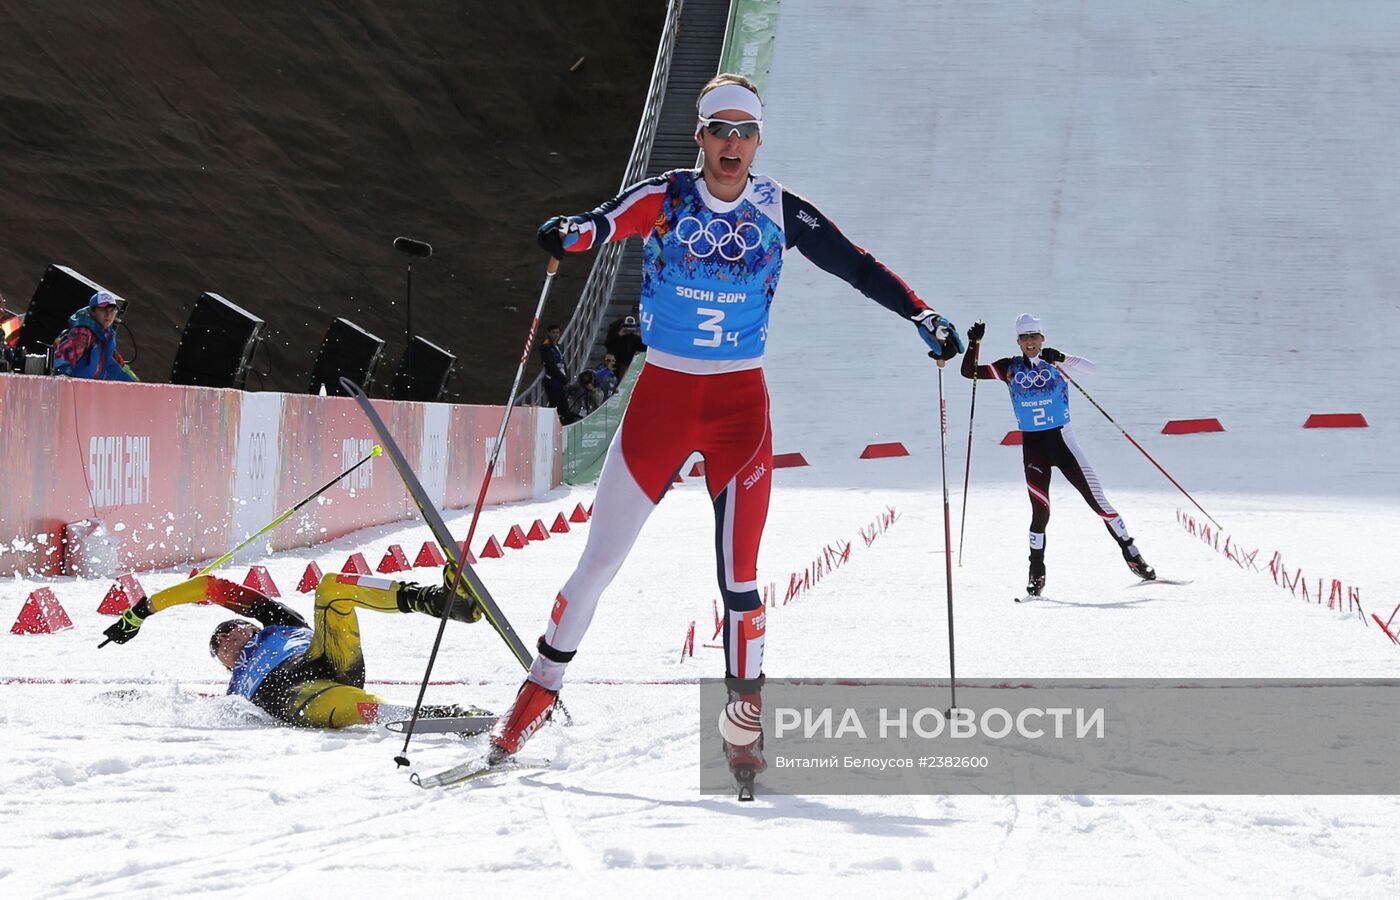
left=546, top=219, right=567, bottom=275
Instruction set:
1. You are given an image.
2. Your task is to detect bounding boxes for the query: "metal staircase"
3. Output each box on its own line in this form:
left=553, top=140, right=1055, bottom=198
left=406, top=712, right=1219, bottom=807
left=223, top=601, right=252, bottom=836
left=596, top=0, right=731, bottom=365
left=523, top=0, right=729, bottom=405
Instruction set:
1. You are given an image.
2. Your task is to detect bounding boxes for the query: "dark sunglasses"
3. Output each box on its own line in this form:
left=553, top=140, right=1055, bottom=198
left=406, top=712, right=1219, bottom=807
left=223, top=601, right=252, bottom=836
left=1017, top=332, right=1044, bottom=340
left=699, top=117, right=761, bottom=140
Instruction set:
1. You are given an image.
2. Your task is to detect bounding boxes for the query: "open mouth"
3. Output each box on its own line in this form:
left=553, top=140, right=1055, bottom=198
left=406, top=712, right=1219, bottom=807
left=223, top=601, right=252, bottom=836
left=719, top=155, right=742, bottom=175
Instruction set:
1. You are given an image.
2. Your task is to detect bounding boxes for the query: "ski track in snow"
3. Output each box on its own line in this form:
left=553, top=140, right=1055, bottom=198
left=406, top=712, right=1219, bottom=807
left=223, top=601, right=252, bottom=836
left=6, top=0, right=1400, bottom=894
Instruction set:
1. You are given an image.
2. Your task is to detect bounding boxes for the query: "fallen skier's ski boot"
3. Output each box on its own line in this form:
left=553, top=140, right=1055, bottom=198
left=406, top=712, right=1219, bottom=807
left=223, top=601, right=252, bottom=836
left=396, top=579, right=481, bottom=623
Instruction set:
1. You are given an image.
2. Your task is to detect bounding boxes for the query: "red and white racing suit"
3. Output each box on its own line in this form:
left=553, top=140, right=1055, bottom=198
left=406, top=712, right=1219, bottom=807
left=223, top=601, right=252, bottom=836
left=527, top=168, right=935, bottom=690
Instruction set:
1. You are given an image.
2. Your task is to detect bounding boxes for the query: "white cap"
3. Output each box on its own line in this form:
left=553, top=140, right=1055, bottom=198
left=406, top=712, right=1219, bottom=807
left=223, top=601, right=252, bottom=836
left=697, top=83, right=763, bottom=121
left=1015, top=313, right=1043, bottom=336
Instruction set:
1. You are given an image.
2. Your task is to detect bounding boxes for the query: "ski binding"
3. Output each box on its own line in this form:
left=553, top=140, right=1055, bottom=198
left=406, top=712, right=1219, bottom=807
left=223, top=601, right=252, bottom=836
left=734, top=765, right=757, bottom=802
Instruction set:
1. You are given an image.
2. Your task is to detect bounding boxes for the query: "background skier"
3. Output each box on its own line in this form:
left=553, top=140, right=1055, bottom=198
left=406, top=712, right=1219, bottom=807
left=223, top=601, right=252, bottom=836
left=962, top=313, right=1155, bottom=597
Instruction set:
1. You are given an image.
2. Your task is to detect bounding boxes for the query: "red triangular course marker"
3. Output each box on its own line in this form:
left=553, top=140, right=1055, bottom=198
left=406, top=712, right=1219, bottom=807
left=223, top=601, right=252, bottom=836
left=526, top=520, right=550, bottom=542
left=480, top=536, right=505, bottom=559
left=586, top=503, right=594, bottom=518
left=503, top=525, right=530, bottom=549
left=772, top=453, right=808, bottom=469
left=1161, top=418, right=1225, bottom=435
left=120, top=572, right=148, bottom=602
left=98, top=582, right=131, bottom=615
left=688, top=461, right=706, bottom=477
left=11, top=588, right=74, bottom=635
left=99, top=572, right=146, bottom=615
left=550, top=513, right=571, bottom=534
left=569, top=503, right=589, bottom=524
left=342, top=552, right=372, bottom=575
left=297, top=562, right=325, bottom=593
left=1303, top=413, right=1368, bottom=429
left=456, top=541, right=477, bottom=566
left=860, top=442, right=909, bottom=459
left=414, top=541, right=447, bottom=567
left=243, top=565, right=281, bottom=597
left=1000, top=431, right=1023, bottom=446
left=377, top=544, right=411, bottom=573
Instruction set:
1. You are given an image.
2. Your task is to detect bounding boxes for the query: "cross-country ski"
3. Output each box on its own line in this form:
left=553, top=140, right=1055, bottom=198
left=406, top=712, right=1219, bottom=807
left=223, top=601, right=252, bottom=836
left=383, top=713, right=497, bottom=736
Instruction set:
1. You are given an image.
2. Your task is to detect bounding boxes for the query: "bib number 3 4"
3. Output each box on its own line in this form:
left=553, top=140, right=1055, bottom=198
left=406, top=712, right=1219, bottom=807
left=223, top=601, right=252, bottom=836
left=693, top=306, right=740, bottom=348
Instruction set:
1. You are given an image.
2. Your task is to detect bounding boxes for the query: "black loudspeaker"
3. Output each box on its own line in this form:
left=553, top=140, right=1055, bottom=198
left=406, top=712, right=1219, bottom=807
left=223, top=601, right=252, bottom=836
left=308, top=318, right=385, bottom=395
left=20, top=265, right=128, bottom=353
left=390, top=336, right=455, bottom=402
left=170, top=292, right=264, bottom=389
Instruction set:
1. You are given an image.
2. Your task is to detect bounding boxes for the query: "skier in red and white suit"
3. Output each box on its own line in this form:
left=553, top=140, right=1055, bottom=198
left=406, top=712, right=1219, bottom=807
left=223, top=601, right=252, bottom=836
left=491, top=74, right=964, bottom=768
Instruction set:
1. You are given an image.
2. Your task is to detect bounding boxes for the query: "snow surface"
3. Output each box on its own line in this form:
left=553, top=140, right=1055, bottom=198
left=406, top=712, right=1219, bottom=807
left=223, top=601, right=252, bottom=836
left=4, top=0, right=1399, bottom=895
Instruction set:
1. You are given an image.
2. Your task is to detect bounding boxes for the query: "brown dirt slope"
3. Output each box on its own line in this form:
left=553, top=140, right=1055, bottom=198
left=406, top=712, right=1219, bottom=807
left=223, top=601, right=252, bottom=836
left=0, top=0, right=662, bottom=399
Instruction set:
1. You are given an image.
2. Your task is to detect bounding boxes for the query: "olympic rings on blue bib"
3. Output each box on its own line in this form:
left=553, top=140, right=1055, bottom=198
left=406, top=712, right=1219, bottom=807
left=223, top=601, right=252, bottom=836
left=675, top=215, right=764, bottom=261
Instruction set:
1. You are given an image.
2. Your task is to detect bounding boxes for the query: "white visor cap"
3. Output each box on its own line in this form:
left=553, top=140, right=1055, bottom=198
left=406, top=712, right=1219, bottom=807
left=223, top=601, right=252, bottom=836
left=1015, top=313, right=1043, bottom=336
left=697, top=83, right=763, bottom=123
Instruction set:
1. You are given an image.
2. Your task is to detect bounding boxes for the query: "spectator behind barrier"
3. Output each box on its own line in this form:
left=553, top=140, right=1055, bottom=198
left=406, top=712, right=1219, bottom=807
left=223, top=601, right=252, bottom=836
left=53, top=291, right=138, bottom=382
left=562, top=369, right=603, bottom=424
left=1, top=295, right=22, bottom=372
left=605, top=307, right=646, bottom=378
left=594, top=353, right=619, bottom=398
left=539, top=324, right=568, bottom=414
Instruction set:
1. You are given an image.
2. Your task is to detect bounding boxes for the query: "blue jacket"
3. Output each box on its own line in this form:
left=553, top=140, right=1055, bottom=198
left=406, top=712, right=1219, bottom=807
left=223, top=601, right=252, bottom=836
left=53, top=309, right=136, bottom=381
left=540, top=338, right=568, bottom=387
left=593, top=364, right=618, bottom=395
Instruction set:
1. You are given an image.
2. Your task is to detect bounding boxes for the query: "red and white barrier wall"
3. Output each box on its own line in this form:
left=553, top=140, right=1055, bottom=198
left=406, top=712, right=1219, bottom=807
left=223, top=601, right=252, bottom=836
left=0, top=374, right=561, bottom=576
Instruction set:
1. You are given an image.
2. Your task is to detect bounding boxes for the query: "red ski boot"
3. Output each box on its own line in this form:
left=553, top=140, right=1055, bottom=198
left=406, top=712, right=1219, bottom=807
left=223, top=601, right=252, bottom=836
left=723, top=675, right=766, bottom=800
left=488, top=679, right=559, bottom=763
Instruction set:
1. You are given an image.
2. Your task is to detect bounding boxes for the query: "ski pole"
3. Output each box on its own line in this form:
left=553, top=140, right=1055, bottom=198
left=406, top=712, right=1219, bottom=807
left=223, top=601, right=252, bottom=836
left=1056, top=366, right=1223, bottom=531
left=98, top=445, right=382, bottom=648
left=956, top=340, right=980, bottom=566
left=197, top=445, right=382, bottom=576
left=441, top=251, right=559, bottom=629
left=934, top=357, right=958, bottom=712
left=404, top=248, right=563, bottom=746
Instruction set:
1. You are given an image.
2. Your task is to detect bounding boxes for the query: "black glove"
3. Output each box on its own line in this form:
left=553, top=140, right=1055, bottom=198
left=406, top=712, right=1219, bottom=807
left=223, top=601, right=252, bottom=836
left=1040, top=347, right=1065, bottom=364
left=537, top=216, right=569, bottom=260
left=441, top=564, right=484, bottom=623
left=966, top=320, right=986, bottom=344
left=100, top=597, right=153, bottom=646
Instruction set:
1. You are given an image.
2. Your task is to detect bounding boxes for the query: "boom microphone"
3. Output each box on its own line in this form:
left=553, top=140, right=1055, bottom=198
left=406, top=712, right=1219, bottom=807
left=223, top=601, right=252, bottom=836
left=393, top=236, right=433, bottom=258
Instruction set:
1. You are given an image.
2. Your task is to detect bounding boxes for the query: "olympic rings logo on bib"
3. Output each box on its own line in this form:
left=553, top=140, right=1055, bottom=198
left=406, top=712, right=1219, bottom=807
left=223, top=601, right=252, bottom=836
left=675, top=215, right=763, bottom=261
left=1014, top=369, right=1053, bottom=389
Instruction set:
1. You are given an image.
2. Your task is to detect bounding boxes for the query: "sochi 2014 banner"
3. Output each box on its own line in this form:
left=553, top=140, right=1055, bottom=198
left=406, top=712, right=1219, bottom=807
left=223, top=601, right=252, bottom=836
left=0, top=374, right=561, bottom=576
